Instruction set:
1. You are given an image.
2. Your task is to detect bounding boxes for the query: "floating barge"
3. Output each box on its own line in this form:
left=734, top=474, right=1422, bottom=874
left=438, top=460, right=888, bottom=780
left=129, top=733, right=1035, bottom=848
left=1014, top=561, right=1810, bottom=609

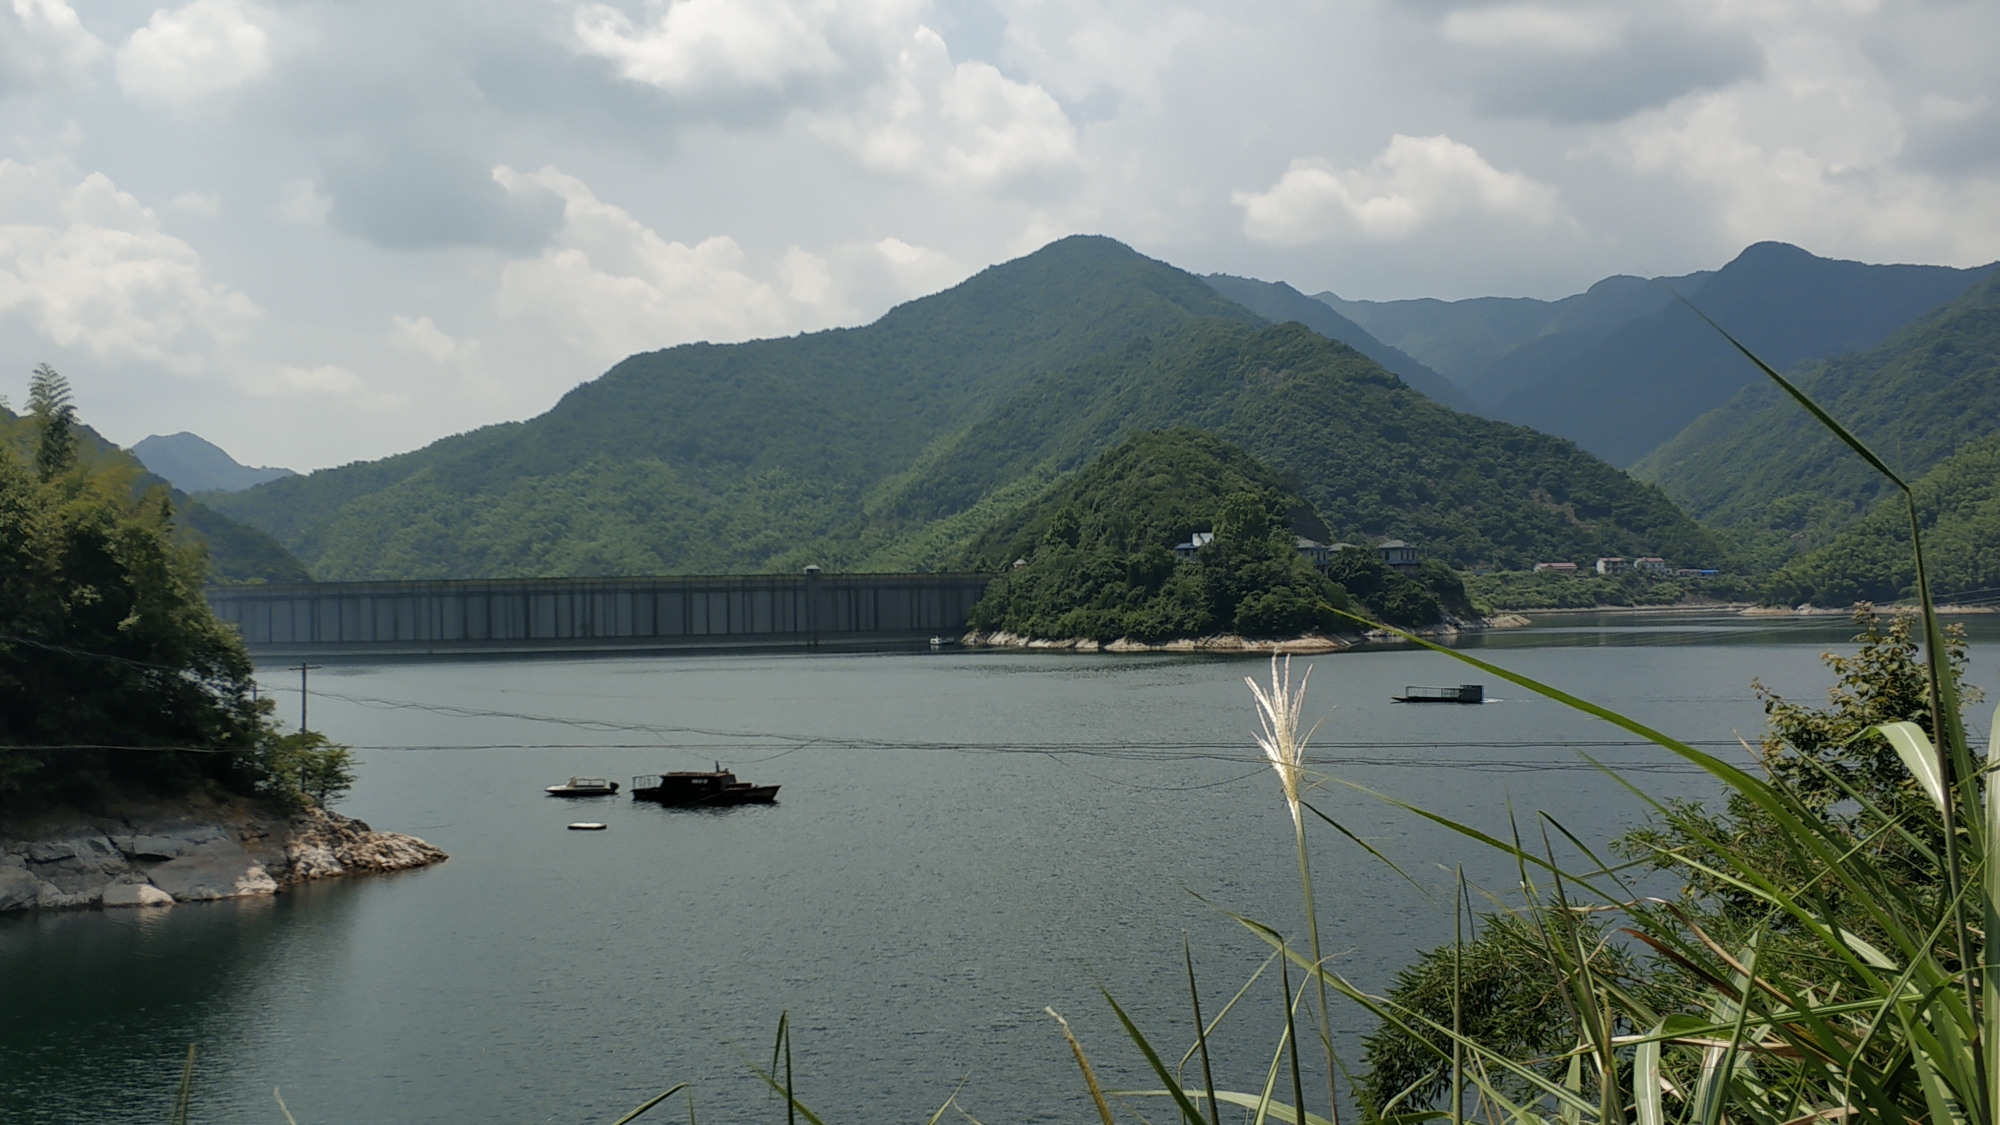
left=1391, top=684, right=1484, bottom=704
left=632, top=768, right=779, bottom=807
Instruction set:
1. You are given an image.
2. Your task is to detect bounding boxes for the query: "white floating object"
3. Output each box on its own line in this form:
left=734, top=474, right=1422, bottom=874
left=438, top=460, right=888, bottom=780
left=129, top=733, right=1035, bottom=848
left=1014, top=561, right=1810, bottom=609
left=567, top=822, right=608, bottom=831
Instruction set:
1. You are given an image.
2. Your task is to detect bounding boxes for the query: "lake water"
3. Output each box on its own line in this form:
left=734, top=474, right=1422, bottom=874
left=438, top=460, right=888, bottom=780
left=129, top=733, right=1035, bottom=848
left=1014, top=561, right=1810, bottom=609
left=6, top=611, right=1997, bottom=1124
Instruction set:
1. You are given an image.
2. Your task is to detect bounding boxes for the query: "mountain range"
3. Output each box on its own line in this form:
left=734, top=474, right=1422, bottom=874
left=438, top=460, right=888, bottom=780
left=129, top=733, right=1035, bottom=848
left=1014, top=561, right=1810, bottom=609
left=204, top=236, right=1718, bottom=581
left=1323, top=243, right=1998, bottom=467
left=1634, top=272, right=2000, bottom=545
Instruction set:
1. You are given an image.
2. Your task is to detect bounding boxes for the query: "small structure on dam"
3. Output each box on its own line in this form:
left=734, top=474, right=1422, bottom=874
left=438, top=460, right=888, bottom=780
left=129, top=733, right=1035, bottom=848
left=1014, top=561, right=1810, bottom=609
left=206, top=573, right=993, bottom=657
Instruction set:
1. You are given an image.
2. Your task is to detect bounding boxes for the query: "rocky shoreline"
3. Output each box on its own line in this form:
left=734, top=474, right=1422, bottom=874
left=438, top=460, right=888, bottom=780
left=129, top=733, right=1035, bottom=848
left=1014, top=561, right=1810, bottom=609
left=1, top=801, right=446, bottom=913
left=961, top=615, right=1530, bottom=653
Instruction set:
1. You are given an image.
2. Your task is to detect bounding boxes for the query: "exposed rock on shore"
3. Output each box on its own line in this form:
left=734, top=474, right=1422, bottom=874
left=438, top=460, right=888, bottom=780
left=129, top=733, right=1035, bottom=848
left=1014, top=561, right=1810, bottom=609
left=285, top=807, right=447, bottom=881
left=0, top=800, right=445, bottom=913
left=961, top=616, right=1519, bottom=653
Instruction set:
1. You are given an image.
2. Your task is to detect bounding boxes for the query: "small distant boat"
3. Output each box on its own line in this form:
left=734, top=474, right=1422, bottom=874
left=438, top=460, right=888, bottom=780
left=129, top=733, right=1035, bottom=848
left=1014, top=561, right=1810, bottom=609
left=546, top=777, right=620, bottom=797
left=1392, top=684, right=1485, bottom=704
left=632, top=765, right=779, bottom=807
left=567, top=822, right=608, bottom=831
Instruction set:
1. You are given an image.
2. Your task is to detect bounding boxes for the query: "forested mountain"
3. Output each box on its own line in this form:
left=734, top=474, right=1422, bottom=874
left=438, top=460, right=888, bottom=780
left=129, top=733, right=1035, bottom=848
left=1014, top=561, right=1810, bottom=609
left=206, top=236, right=1715, bottom=580
left=1322, top=243, right=1995, bottom=468
left=1763, top=430, right=2000, bottom=607
left=902, top=320, right=1720, bottom=571
left=1487, top=243, right=1996, bottom=466
left=1200, top=275, right=1475, bottom=412
left=206, top=236, right=1259, bottom=579
left=133, top=432, right=295, bottom=493
left=1319, top=271, right=1701, bottom=397
left=1634, top=273, right=2000, bottom=557
left=0, top=410, right=310, bottom=584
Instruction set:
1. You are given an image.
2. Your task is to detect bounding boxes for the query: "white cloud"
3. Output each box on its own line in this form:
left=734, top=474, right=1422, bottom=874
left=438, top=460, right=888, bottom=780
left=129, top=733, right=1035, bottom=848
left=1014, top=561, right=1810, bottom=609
left=0, top=0, right=106, bottom=93
left=570, top=3, right=1076, bottom=188
left=806, top=26, right=1079, bottom=187
left=571, top=0, right=913, bottom=96
left=169, top=191, right=219, bottom=214
left=1443, top=5, right=1624, bottom=54
left=117, top=0, right=272, bottom=104
left=492, top=163, right=798, bottom=360
left=991, top=2, right=1211, bottom=104
left=869, top=235, right=960, bottom=293
left=254, top=363, right=405, bottom=409
left=490, top=164, right=964, bottom=360
left=390, top=314, right=483, bottom=374
left=275, top=178, right=331, bottom=225
left=1234, top=134, right=1564, bottom=245
left=0, top=160, right=260, bottom=372
left=1608, top=28, right=2000, bottom=262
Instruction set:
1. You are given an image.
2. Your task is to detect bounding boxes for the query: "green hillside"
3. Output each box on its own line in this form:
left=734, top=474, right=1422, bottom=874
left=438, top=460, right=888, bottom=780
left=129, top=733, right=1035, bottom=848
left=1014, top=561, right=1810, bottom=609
left=205, top=236, right=1258, bottom=579
left=205, top=236, right=1717, bottom=580
left=1635, top=272, right=2000, bottom=557
left=0, top=409, right=309, bottom=584
left=1764, top=430, right=2000, bottom=607
left=956, top=427, right=1327, bottom=567
left=902, top=319, right=1721, bottom=572
left=961, top=428, right=1463, bottom=640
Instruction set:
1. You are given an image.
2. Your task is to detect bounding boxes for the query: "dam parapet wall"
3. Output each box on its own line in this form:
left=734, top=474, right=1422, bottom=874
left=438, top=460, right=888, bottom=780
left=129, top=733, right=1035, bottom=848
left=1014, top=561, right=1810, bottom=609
left=206, top=574, right=994, bottom=657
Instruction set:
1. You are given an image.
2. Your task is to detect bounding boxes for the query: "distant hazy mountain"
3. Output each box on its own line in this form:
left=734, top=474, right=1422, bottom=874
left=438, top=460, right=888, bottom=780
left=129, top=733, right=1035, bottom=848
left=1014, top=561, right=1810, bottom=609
left=1484, top=243, right=1998, bottom=466
left=0, top=413, right=310, bottom=583
left=1200, top=274, right=1476, bottom=412
left=204, top=236, right=1717, bottom=579
left=1320, top=244, right=1997, bottom=468
left=132, top=432, right=296, bottom=494
left=1635, top=271, right=2000, bottom=551
left=1319, top=271, right=1703, bottom=394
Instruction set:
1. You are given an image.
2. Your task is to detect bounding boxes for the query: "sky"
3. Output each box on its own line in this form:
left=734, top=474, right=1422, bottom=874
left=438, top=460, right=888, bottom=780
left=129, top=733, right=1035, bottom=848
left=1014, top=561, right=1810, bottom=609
left=1, top=0, right=1996, bottom=471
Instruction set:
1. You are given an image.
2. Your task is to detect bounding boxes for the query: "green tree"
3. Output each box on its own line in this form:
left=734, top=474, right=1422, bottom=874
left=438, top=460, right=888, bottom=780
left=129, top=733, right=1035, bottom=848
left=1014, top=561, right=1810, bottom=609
left=261, top=731, right=357, bottom=809
left=0, top=381, right=311, bottom=809
left=28, top=363, right=78, bottom=482
left=1324, top=550, right=1441, bottom=628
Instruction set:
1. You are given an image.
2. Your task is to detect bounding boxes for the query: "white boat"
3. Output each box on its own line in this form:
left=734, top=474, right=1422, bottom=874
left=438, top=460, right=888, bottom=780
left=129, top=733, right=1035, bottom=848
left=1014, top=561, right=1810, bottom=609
left=545, top=776, right=620, bottom=797
left=567, top=822, right=608, bottom=831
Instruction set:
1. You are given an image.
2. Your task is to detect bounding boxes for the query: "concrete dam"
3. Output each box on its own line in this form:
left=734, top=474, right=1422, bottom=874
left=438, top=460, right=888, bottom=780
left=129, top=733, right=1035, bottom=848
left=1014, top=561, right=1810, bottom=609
left=206, top=574, right=995, bottom=658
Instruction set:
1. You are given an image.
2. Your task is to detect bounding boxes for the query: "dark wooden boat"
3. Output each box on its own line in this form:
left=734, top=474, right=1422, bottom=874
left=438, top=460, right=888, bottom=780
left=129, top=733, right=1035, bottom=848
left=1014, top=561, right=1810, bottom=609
left=546, top=776, right=620, bottom=796
left=1391, top=684, right=1484, bottom=704
left=631, top=768, right=779, bottom=806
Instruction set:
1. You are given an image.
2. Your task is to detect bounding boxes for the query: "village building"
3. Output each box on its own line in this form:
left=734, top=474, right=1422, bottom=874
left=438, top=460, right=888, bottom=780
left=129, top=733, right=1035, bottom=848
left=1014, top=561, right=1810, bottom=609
left=1596, top=556, right=1631, bottom=575
left=1377, top=539, right=1421, bottom=575
left=1171, top=532, right=1215, bottom=559
left=1175, top=531, right=1334, bottom=569
left=1533, top=561, right=1579, bottom=574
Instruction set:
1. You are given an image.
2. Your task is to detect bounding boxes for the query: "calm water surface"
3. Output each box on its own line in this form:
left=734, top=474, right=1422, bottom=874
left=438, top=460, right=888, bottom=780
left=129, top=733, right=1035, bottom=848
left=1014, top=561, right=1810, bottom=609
left=6, top=611, right=1997, bottom=1123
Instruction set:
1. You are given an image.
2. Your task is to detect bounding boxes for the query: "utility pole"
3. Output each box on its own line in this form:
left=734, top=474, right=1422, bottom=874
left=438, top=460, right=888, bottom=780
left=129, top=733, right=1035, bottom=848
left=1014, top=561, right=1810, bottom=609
left=298, top=663, right=320, bottom=732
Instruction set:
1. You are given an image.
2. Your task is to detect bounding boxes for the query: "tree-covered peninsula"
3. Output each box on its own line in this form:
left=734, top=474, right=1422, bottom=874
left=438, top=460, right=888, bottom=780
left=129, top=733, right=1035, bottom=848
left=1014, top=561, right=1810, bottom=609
left=961, top=429, right=1467, bottom=642
left=0, top=370, right=337, bottom=813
